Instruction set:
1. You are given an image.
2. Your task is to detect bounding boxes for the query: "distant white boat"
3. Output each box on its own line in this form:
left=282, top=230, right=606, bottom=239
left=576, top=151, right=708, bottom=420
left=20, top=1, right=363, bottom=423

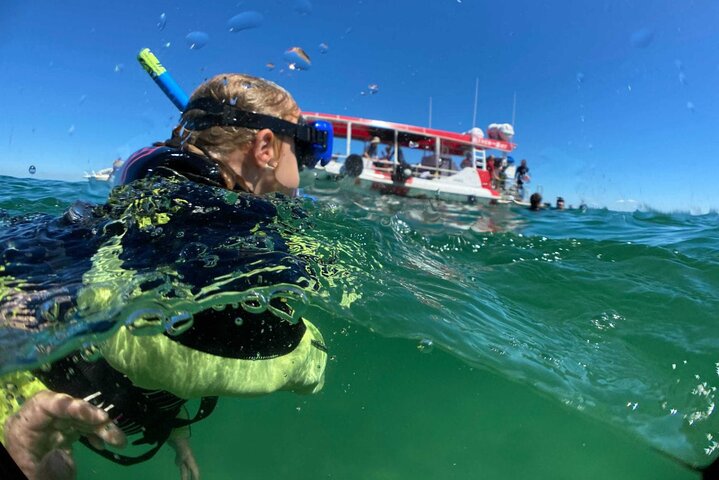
left=83, top=159, right=123, bottom=185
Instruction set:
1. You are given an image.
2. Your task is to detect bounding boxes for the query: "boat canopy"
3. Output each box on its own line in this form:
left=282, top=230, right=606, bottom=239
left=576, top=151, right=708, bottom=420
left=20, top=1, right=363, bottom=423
left=303, top=112, right=516, bottom=155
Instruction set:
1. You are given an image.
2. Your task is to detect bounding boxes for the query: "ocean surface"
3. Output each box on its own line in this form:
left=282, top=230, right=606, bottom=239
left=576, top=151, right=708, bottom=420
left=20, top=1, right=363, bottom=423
left=1, top=173, right=717, bottom=479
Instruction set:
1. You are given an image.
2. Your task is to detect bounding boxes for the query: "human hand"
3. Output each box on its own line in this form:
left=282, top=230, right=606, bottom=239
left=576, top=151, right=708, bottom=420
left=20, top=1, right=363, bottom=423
left=4, top=390, right=126, bottom=480
left=168, top=436, right=200, bottom=480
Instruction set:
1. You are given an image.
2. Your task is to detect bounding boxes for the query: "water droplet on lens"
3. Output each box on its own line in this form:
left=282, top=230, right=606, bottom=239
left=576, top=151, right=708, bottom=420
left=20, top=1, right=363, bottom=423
left=186, top=31, right=209, bottom=50
left=28, top=165, right=36, bottom=175
left=284, top=46, right=311, bottom=70
left=157, top=13, right=167, bottom=31
left=630, top=27, right=654, bottom=48
left=227, top=11, right=263, bottom=32
left=294, top=0, right=312, bottom=14
left=319, top=42, right=329, bottom=54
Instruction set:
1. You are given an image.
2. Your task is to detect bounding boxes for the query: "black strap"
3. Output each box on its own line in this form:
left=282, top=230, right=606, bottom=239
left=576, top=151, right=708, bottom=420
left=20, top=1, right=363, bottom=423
left=80, top=396, right=218, bottom=466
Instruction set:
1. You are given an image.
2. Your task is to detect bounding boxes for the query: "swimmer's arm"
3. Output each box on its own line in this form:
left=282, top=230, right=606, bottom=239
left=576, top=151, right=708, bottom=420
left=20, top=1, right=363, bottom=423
left=168, top=406, right=200, bottom=480
left=168, top=436, right=200, bottom=480
left=4, top=390, right=126, bottom=480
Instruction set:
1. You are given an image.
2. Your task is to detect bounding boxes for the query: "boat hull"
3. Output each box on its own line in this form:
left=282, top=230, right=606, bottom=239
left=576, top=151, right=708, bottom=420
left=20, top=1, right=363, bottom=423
left=320, top=160, right=500, bottom=204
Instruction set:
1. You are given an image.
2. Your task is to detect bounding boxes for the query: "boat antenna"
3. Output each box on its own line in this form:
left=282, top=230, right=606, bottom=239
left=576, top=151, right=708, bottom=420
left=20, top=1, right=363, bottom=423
left=511, top=91, right=517, bottom=127
left=472, top=77, right=479, bottom=128
left=429, top=96, right=433, bottom=128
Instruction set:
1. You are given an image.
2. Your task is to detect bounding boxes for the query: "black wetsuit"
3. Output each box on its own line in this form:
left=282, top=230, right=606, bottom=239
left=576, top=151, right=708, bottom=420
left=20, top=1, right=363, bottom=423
left=15, top=146, right=317, bottom=465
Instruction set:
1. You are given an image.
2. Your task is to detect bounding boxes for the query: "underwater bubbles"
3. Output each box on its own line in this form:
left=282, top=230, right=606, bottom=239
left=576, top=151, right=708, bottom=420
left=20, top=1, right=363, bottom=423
left=114, top=63, right=124, bottom=73
left=186, top=31, right=209, bottom=50
left=319, top=42, right=329, bottom=54
left=368, top=83, right=379, bottom=94
left=266, top=62, right=275, bottom=71
left=28, top=165, right=36, bottom=175
left=576, top=72, right=585, bottom=85
left=687, top=101, right=695, bottom=112
left=630, top=27, right=654, bottom=48
left=157, top=12, right=167, bottom=31
left=284, top=46, right=311, bottom=70
left=417, top=338, right=434, bottom=353
left=294, top=0, right=312, bottom=14
left=227, top=11, right=263, bottom=32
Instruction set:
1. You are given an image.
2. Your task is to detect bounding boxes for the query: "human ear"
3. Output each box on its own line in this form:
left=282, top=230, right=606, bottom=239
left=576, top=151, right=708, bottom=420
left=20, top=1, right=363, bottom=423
left=252, top=129, right=276, bottom=167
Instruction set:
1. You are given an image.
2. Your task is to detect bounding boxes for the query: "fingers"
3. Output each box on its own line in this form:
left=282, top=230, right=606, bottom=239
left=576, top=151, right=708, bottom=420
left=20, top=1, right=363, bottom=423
left=11, top=390, right=127, bottom=450
left=38, top=391, right=109, bottom=426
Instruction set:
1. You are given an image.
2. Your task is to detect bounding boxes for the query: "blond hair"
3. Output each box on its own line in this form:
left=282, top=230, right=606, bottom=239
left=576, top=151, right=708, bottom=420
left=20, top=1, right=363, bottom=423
left=169, top=73, right=299, bottom=188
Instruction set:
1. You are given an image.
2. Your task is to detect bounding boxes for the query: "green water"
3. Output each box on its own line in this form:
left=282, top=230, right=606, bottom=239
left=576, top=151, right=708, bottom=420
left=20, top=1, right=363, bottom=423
left=75, top=324, right=696, bottom=479
left=1, top=175, right=717, bottom=479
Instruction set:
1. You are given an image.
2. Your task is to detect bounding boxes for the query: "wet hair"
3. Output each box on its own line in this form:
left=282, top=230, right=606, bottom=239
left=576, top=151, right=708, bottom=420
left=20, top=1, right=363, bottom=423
left=529, top=192, right=542, bottom=210
left=164, top=73, right=299, bottom=188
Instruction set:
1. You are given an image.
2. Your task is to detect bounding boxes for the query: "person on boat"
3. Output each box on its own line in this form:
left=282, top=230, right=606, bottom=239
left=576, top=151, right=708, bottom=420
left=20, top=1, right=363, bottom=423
left=555, top=196, right=565, bottom=210
left=529, top=192, right=543, bottom=211
left=364, top=136, right=381, bottom=160
left=485, top=155, right=496, bottom=188
left=460, top=151, right=473, bottom=169
left=515, top=159, right=530, bottom=199
left=1, top=73, right=329, bottom=480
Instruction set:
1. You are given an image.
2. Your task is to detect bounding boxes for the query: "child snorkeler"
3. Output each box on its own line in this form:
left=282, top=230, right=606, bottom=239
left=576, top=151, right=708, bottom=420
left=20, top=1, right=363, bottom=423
left=1, top=73, right=330, bottom=480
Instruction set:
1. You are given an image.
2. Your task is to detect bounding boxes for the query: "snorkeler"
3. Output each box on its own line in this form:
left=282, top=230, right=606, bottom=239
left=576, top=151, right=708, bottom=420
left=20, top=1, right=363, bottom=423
left=1, top=73, right=329, bottom=480
left=529, top=192, right=543, bottom=211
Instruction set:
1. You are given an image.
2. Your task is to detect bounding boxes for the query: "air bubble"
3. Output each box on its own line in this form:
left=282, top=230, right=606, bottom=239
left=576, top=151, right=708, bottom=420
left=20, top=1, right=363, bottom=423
left=157, top=13, right=167, bottom=31
left=368, top=83, right=379, bottom=94
left=417, top=338, right=434, bottom=353
left=319, top=43, right=329, bottom=54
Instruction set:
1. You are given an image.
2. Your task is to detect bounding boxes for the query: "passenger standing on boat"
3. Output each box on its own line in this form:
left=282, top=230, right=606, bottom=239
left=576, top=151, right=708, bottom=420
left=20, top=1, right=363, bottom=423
left=515, top=159, right=530, bottom=198
left=486, top=155, right=496, bottom=188
left=2, top=73, right=329, bottom=480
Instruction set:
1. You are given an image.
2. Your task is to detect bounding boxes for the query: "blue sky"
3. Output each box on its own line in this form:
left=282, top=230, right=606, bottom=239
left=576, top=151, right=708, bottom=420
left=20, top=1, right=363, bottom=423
left=1, top=0, right=718, bottom=212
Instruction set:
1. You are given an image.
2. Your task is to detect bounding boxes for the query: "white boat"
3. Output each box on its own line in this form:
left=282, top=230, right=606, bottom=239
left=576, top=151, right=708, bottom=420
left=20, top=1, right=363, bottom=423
left=303, top=112, right=519, bottom=204
left=83, top=167, right=114, bottom=183
left=83, top=159, right=123, bottom=185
